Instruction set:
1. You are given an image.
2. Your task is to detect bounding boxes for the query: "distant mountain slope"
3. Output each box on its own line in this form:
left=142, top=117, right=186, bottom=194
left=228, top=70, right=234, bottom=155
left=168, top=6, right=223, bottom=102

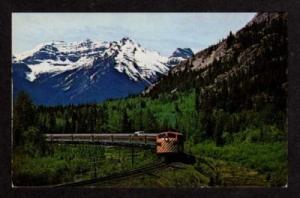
left=13, top=37, right=193, bottom=105
left=146, top=12, right=287, bottom=114
left=167, top=48, right=194, bottom=67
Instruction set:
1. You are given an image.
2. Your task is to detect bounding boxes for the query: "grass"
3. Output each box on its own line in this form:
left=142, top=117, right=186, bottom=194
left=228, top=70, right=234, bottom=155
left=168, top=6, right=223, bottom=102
left=97, top=158, right=268, bottom=187
left=12, top=138, right=287, bottom=187
left=97, top=164, right=210, bottom=188
left=12, top=145, right=159, bottom=186
left=190, top=140, right=287, bottom=186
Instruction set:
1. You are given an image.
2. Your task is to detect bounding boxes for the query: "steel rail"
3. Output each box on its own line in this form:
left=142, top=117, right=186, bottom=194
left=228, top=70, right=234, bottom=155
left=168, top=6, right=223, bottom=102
left=52, top=161, right=168, bottom=187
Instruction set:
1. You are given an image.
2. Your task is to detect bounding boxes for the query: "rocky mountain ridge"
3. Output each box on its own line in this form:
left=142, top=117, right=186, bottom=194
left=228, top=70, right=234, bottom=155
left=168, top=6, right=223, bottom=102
left=13, top=37, right=193, bottom=105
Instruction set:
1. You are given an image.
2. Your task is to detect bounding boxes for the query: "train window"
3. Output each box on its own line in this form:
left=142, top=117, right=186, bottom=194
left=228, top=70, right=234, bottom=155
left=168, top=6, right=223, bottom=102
left=168, top=133, right=176, bottom=138
left=158, top=133, right=166, bottom=138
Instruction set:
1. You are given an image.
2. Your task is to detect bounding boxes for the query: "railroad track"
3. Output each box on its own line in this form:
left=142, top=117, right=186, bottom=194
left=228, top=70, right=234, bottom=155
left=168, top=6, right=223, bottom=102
left=53, top=161, right=169, bottom=187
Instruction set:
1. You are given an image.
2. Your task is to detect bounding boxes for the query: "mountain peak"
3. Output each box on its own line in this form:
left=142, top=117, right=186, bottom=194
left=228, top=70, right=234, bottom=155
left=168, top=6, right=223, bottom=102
left=171, top=48, right=194, bottom=59
left=120, top=37, right=134, bottom=44
left=76, top=38, right=96, bottom=48
left=79, top=38, right=93, bottom=44
left=166, top=48, right=194, bottom=68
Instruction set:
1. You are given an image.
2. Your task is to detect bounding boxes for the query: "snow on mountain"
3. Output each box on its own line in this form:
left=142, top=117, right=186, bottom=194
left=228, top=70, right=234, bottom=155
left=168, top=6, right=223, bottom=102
left=15, top=38, right=173, bottom=83
left=113, top=37, right=169, bottom=83
left=15, top=39, right=105, bottom=81
left=167, top=48, right=194, bottom=67
left=13, top=37, right=193, bottom=105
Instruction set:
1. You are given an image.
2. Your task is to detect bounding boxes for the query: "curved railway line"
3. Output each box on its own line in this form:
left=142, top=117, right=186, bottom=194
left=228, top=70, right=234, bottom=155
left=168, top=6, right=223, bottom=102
left=44, top=132, right=194, bottom=187
left=53, top=161, right=169, bottom=187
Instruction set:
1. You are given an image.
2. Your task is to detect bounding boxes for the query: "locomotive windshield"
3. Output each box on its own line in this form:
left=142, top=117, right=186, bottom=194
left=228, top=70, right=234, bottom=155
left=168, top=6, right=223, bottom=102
left=158, top=133, right=167, bottom=138
left=168, top=133, right=176, bottom=138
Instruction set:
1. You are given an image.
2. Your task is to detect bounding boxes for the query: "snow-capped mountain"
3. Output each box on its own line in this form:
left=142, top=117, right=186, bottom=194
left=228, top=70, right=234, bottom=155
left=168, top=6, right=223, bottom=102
left=13, top=37, right=193, bottom=105
left=167, top=48, right=194, bottom=67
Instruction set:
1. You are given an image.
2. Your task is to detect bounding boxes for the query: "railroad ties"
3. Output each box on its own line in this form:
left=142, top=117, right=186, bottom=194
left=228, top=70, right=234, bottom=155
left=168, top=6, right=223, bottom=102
left=52, top=161, right=168, bottom=187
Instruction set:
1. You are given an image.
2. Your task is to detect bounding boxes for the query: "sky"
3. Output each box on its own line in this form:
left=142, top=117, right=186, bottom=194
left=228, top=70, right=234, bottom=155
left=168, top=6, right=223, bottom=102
left=12, top=13, right=256, bottom=56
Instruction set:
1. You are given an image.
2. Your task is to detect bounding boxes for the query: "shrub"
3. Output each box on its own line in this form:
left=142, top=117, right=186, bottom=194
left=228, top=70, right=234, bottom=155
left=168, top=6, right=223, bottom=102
left=23, top=127, right=46, bottom=156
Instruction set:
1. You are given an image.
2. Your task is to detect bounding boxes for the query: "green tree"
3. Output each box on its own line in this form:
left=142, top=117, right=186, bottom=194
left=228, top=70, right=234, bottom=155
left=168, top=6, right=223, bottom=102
left=214, top=110, right=226, bottom=146
left=13, top=91, right=36, bottom=147
left=23, top=126, right=46, bottom=156
left=48, top=113, right=56, bottom=133
left=121, top=109, right=132, bottom=132
left=144, top=110, right=158, bottom=133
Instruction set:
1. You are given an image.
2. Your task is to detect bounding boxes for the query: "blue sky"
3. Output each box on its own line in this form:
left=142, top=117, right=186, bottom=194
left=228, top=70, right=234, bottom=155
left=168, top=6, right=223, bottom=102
left=12, top=13, right=256, bottom=56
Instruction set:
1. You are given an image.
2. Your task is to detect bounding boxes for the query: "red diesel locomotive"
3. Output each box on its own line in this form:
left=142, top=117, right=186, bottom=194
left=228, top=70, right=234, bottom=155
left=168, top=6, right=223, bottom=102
left=156, top=131, right=184, bottom=155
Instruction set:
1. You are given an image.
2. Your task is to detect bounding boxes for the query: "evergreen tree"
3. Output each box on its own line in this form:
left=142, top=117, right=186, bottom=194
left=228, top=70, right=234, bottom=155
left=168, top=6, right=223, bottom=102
left=13, top=91, right=36, bottom=147
left=121, top=109, right=132, bottom=132
left=48, top=113, right=56, bottom=133
left=23, top=126, right=46, bottom=156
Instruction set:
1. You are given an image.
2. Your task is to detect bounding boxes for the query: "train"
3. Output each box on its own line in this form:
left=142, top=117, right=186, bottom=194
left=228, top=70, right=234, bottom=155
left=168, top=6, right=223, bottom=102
left=45, top=131, right=184, bottom=155
left=45, top=131, right=194, bottom=163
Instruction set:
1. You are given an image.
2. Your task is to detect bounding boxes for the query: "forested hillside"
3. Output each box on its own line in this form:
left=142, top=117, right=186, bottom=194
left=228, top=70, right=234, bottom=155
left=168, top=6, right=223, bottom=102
left=145, top=12, right=287, bottom=144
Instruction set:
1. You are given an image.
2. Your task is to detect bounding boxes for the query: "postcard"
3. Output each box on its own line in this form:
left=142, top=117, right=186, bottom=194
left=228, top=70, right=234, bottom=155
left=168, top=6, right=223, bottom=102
left=11, top=12, right=287, bottom=187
